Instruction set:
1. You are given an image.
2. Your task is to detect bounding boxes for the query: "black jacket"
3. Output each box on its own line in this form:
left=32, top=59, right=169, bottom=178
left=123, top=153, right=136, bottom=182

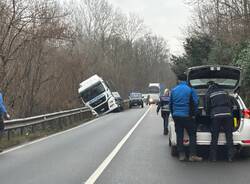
left=205, top=84, right=233, bottom=118
left=157, top=96, right=170, bottom=113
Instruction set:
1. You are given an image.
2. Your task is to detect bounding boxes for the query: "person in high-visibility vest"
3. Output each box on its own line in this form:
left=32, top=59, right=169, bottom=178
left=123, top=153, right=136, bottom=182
left=157, top=88, right=170, bottom=135
left=205, top=81, right=234, bottom=162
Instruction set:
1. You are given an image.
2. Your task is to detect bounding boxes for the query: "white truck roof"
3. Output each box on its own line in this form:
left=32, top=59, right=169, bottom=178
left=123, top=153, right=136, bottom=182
left=149, top=83, right=160, bottom=87
left=78, top=74, right=102, bottom=93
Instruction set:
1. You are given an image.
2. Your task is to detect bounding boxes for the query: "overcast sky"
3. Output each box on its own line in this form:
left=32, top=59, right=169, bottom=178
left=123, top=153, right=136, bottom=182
left=108, top=0, right=191, bottom=55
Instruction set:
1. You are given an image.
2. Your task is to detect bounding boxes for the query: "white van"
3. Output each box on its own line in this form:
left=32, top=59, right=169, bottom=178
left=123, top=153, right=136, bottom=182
left=169, top=66, right=250, bottom=156
left=78, top=75, right=118, bottom=115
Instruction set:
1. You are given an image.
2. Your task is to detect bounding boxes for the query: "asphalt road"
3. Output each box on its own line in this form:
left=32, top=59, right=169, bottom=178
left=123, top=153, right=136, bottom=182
left=1, top=106, right=250, bottom=184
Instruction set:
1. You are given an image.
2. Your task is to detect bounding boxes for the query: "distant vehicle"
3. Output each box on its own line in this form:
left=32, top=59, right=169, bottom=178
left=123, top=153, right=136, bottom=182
left=169, top=65, right=250, bottom=157
left=78, top=75, right=118, bottom=115
left=129, top=92, right=144, bottom=108
left=112, top=92, right=123, bottom=111
left=148, top=83, right=160, bottom=104
left=142, top=93, right=148, bottom=103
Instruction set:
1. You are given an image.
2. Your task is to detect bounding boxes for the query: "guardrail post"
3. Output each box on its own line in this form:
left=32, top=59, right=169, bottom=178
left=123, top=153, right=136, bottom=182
left=58, top=118, right=63, bottom=130
left=81, top=113, right=84, bottom=120
left=42, top=122, right=45, bottom=130
left=31, top=125, right=34, bottom=133
left=20, top=127, right=24, bottom=136
left=78, top=113, right=81, bottom=121
left=7, top=130, right=10, bottom=140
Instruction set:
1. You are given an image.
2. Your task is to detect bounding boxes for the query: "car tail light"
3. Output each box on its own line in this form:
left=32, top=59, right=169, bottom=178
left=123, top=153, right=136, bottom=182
left=242, top=109, right=250, bottom=119
left=242, top=140, right=250, bottom=144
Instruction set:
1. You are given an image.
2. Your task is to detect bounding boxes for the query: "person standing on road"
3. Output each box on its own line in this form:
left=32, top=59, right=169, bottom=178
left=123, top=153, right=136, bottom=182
left=170, top=73, right=202, bottom=162
left=205, top=81, right=234, bottom=162
left=157, top=88, right=170, bottom=135
left=0, top=92, right=10, bottom=152
left=146, top=95, right=150, bottom=105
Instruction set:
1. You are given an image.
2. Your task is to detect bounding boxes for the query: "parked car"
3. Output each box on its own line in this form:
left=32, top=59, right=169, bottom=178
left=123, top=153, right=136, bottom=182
left=169, top=65, right=250, bottom=157
left=129, top=92, right=144, bottom=108
left=112, top=92, right=123, bottom=111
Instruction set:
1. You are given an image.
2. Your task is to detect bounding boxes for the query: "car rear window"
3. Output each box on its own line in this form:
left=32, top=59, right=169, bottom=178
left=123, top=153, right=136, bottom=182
left=190, top=78, right=238, bottom=89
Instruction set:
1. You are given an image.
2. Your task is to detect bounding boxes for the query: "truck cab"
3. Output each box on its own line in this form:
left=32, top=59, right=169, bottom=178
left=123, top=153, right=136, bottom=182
left=78, top=75, right=118, bottom=115
left=148, top=83, right=160, bottom=104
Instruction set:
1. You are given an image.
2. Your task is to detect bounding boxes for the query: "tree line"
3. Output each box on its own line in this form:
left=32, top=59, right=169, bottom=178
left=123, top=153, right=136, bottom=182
left=0, top=0, right=175, bottom=118
left=171, top=0, right=250, bottom=105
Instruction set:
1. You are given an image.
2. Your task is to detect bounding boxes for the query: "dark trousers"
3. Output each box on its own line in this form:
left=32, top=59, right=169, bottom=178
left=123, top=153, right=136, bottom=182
left=0, top=116, right=4, bottom=148
left=161, top=111, right=170, bottom=131
left=173, top=116, right=197, bottom=156
left=210, top=116, right=234, bottom=159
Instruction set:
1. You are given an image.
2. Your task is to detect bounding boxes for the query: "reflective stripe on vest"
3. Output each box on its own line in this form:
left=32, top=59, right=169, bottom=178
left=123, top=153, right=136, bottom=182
left=214, top=112, right=232, bottom=117
left=209, top=91, right=228, bottom=98
left=162, top=104, right=170, bottom=111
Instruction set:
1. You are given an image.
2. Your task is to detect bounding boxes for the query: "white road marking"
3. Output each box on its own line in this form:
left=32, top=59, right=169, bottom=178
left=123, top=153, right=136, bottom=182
left=0, top=115, right=108, bottom=155
left=84, top=106, right=151, bottom=184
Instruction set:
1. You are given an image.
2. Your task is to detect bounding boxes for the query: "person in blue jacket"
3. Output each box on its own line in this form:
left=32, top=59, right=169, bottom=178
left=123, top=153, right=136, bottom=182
left=0, top=92, right=10, bottom=152
left=170, top=73, right=202, bottom=162
left=157, top=88, right=170, bottom=135
left=0, top=93, right=8, bottom=118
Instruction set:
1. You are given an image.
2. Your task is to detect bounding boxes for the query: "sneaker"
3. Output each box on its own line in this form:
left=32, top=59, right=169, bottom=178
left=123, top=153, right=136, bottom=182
left=189, top=155, right=203, bottom=162
left=228, top=157, right=233, bottom=162
left=179, top=153, right=186, bottom=161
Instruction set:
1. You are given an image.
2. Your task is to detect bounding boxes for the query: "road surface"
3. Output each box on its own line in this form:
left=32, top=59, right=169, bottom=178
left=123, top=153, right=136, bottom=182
left=0, top=106, right=250, bottom=184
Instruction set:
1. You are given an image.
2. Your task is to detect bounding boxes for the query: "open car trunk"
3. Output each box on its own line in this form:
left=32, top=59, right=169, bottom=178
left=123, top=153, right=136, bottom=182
left=187, top=65, right=241, bottom=93
left=195, top=94, right=241, bottom=132
left=187, top=65, right=242, bottom=133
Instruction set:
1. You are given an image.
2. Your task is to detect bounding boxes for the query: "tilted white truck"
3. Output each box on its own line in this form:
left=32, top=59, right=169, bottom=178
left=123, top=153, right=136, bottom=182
left=78, top=75, right=118, bottom=115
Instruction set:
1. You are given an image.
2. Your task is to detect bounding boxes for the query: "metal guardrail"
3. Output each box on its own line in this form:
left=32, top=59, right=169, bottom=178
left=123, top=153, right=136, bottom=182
left=5, top=107, right=89, bottom=127
left=3, top=107, right=92, bottom=140
left=2, top=99, right=131, bottom=140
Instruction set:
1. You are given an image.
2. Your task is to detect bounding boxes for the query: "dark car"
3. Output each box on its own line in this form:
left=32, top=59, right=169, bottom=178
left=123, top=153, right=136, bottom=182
left=112, top=92, right=123, bottom=111
left=129, top=92, right=144, bottom=108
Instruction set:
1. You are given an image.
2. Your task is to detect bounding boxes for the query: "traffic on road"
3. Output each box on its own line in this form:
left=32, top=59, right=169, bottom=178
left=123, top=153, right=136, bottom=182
left=1, top=104, right=250, bottom=184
